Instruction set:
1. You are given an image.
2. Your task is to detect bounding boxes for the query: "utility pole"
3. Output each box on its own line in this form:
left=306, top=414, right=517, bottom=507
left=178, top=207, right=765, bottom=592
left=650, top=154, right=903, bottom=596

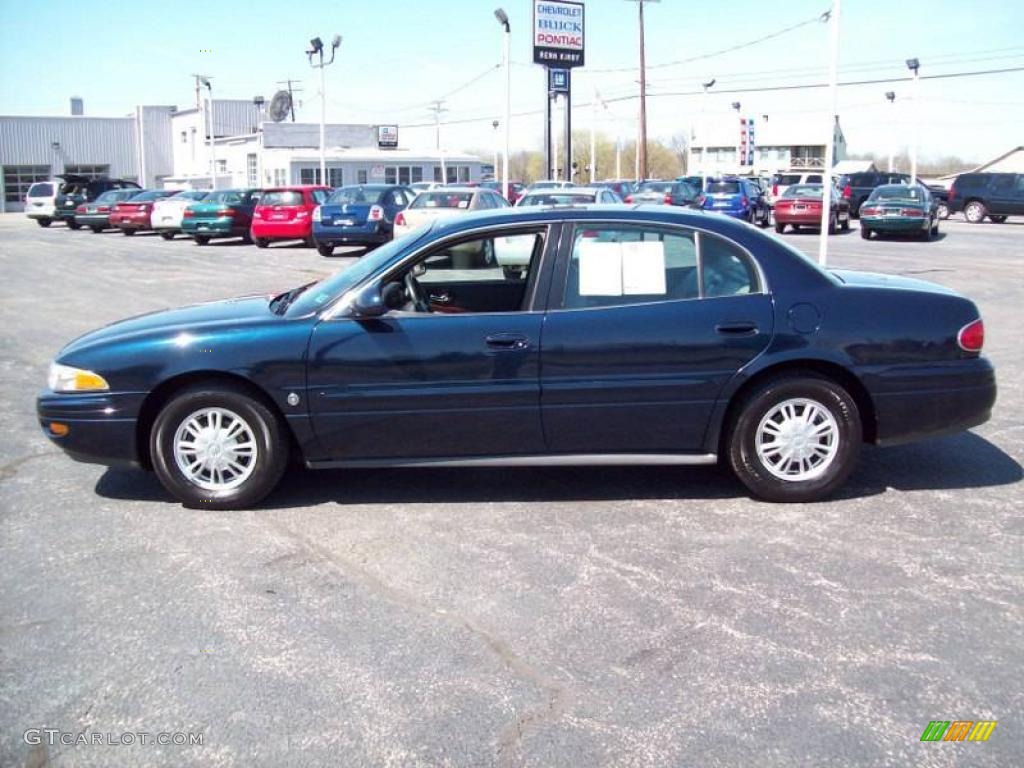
left=193, top=74, right=215, bottom=189
left=306, top=35, right=342, bottom=186
left=906, top=57, right=921, bottom=183
left=276, top=80, right=303, bottom=121
left=429, top=100, right=448, bottom=183
left=626, top=0, right=657, bottom=181
left=885, top=91, right=896, bottom=172
left=818, top=1, right=841, bottom=267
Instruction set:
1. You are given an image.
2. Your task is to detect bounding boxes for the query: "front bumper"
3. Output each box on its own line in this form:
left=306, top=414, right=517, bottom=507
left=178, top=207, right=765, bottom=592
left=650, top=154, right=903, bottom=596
left=37, top=391, right=148, bottom=467
left=862, top=357, right=997, bottom=446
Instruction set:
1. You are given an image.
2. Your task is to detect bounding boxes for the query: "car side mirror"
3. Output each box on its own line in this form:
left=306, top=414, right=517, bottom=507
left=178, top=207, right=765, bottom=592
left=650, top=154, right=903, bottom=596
left=350, top=282, right=388, bottom=317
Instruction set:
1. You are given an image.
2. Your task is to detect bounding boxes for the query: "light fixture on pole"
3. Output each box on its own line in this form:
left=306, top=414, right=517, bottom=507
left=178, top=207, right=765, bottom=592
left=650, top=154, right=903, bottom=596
left=307, top=33, right=341, bottom=186
left=906, top=57, right=920, bottom=185
left=494, top=8, right=511, bottom=201
left=699, top=78, right=715, bottom=193
left=200, top=76, right=216, bottom=190
left=817, top=0, right=841, bottom=267
left=885, top=91, right=896, bottom=172
left=731, top=101, right=742, bottom=175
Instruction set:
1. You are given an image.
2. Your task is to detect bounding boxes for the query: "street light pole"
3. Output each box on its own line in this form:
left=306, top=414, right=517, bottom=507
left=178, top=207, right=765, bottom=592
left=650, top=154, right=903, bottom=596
left=495, top=8, right=511, bottom=201
left=906, top=58, right=920, bottom=184
left=307, top=34, right=342, bottom=186
left=885, top=91, right=896, bottom=172
left=200, top=77, right=216, bottom=190
left=700, top=79, right=715, bottom=194
left=731, top=101, right=742, bottom=175
left=492, top=119, right=500, bottom=180
left=817, top=0, right=841, bottom=267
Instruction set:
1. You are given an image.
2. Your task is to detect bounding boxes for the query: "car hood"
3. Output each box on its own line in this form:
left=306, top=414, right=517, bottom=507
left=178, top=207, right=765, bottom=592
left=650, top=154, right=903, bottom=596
left=831, top=269, right=958, bottom=296
left=59, top=294, right=278, bottom=359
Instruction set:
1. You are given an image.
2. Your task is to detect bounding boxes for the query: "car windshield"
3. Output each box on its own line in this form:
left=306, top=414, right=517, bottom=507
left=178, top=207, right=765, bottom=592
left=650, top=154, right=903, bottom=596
left=518, top=192, right=597, bottom=206
left=261, top=191, right=303, bottom=206
left=27, top=182, right=54, bottom=197
left=172, top=190, right=209, bottom=201
left=327, top=186, right=386, bottom=204
left=204, top=190, right=246, bottom=204
left=783, top=185, right=825, bottom=198
left=636, top=182, right=672, bottom=194
left=94, top=190, right=125, bottom=202
left=409, top=191, right=474, bottom=209
left=870, top=185, right=926, bottom=201
left=771, top=174, right=802, bottom=186
left=284, top=227, right=434, bottom=316
left=125, top=190, right=165, bottom=202
left=707, top=182, right=741, bottom=194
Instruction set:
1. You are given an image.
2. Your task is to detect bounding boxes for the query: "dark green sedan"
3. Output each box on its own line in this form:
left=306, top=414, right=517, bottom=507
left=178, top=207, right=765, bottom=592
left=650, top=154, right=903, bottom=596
left=859, top=184, right=940, bottom=241
left=181, top=188, right=262, bottom=245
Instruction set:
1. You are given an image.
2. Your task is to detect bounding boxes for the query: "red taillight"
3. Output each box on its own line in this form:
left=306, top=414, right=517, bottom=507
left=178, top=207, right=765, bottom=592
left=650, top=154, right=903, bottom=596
left=624, top=195, right=633, bottom=203
left=253, top=209, right=263, bottom=219
left=740, top=196, right=748, bottom=207
left=183, top=209, right=195, bottom=218
left=948, top=183, right=957, bottom=201
left=76, top=205, right=86, bottom=213
left=957, top=319, right=984, bottom=352
left=216, top=208, right=235, bottom=217
left=368, top=205, right=384, bottom=221
left=663, top=193, right=673, bottom=204
left=860, top=206, right=878, bottom=216
left=842, top=184, right=852, bottom=198
left=394, top=211, right=406, bottom=227
left=772, top=184, right=778, bottom=196
left=901, top=208, right=925, bottom=217
left=98, top=206, right=110, bottom=212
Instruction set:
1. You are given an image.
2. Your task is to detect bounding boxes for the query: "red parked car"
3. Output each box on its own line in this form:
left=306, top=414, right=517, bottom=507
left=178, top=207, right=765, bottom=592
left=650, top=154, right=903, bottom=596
left=107, top=190, right=175, bottom=235
left=250, top=186, right=330, bottom=247
left=773, top=184, right=851, bottom=234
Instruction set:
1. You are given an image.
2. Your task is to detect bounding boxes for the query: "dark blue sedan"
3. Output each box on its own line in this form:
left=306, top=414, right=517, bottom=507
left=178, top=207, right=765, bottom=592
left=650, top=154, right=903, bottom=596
left=312, top=184, right=415, bottom=256
left=38, top=206, right=996, bottom=509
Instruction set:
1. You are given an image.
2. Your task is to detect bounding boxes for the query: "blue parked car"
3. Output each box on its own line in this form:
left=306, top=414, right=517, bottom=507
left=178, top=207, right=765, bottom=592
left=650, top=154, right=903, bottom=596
left=38, top=205, right=995, bottom=509
left=312, top=184, right=415, bottom=256
left=700, top=177, right=771, bottom=226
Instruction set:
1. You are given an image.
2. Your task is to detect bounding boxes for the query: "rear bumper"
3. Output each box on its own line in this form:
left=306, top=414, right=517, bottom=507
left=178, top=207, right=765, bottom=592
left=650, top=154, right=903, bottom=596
left=862, top=358, right=997, bottom=446
left=313, top=221, right=388, bottom=246
left=251, top=219, right=312, bottom=240
left=775, top=211, right=826, bottom=225
left=75, top=214, right=111, bottom=227
left=181, top=218, right=244, bottom=238
left=26, top=206, right=56, bottom=219
left=861, top=216, right=928, bottom=232
left=37, top=391, right=147, bottom=467
left=110, top=214, right=152, bottom=230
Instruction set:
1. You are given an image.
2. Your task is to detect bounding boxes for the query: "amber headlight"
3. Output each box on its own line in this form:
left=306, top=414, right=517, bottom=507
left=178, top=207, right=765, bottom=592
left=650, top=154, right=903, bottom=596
left=48, top=363, right=109, bottom=393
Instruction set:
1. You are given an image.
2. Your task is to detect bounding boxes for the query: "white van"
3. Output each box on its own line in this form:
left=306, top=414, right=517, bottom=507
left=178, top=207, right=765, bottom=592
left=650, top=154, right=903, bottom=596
left=24, top=180, right=61, bottom=227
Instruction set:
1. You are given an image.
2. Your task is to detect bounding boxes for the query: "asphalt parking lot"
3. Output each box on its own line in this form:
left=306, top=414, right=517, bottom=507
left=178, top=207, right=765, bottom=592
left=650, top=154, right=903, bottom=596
left=1, top=214, right=1021, bottom=767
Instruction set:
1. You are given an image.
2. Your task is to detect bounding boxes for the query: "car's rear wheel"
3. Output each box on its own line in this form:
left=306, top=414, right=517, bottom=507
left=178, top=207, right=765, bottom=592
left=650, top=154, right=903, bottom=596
left=989, top=215, right=1007, bottom=224
left=840, top=213, right=850, bottom=231
left=860, top=226, right=871, bottom=239
left=160, top=231, right=175, bottom=240
left=936, top=202, right=950, bottom=220
left=727, top=374, right=861, bottom=503
left=36, top=218, right=51, bottom=228
left=67, top=221, right=81, bottom=230
left=194, top=235, right=210, bottom=246
left=123, top=229, right=135, bottom=236
left=317, top=244, right=334, bottom=257
left=964, top=200, right=986, bottom=223
left=828, top=212, right=837, bottom=234
left=304, top=237, right=316, bottom=248
left=90, top=226, right=104, bottom=233
left=774, top=222, right=786, bottom=234
left=254, top=238, right=269, bottom=249
left=150, top=385, right=289, bottom=510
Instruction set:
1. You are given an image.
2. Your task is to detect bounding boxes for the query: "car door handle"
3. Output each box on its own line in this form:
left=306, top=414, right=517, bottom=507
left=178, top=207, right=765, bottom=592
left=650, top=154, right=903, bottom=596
left=485, top=333, right=529, bottom=350
left=715, top=321, right=759, bottom=336
left=428, top=291, right=452, bottom=304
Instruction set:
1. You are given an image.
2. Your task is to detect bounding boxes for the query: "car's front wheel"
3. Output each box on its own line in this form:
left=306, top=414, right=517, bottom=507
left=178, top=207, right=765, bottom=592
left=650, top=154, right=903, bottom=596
left=150, top=384, right=289, bottom=509
left=727, top=374, right=862, bottom=503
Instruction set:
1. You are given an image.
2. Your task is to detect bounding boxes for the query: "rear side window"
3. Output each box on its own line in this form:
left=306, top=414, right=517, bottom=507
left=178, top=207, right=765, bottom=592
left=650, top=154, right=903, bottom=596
left=27, top=183, right=54, bottom=197
left=701, top=235, right=759, bottom=298
left=849, top=173, right=875, bottom=186
left=261, top=191, right=303, bottom=206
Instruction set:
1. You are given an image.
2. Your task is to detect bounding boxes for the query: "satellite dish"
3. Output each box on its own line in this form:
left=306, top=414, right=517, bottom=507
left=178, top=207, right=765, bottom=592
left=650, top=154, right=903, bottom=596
left=268, top=90, right=292, bottom=122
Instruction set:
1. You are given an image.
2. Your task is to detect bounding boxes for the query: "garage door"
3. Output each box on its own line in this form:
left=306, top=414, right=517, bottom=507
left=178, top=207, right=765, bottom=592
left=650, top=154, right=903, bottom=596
left=2, top=165, right=52, bottom=213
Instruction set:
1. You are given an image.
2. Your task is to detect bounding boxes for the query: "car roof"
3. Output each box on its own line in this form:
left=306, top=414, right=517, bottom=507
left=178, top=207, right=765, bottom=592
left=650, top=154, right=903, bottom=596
left=521, top=187, right=605, bottom=196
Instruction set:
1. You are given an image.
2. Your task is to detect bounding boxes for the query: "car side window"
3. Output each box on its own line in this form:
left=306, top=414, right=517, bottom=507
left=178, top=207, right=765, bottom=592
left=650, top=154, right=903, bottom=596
left=992, top=176, right=1014, bottom=192
left=701, top=233, right=759, bottom=298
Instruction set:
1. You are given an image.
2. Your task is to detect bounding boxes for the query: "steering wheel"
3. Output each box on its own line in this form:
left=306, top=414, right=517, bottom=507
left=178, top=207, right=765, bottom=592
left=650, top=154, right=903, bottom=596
left=404, top=271, right=430, bottom=313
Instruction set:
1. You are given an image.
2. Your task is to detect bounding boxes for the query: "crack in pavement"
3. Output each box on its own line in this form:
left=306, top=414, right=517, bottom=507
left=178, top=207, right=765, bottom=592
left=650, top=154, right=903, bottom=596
left=0, top=451, right=56, bottom=483
left=263, top=519, right=572, bottom=766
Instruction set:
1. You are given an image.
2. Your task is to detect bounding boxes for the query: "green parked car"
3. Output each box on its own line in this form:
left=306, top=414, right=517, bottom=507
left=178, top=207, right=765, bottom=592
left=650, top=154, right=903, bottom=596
left=859, top=184, right=940, bottom=241
left=180, top=188, right=263, bottom=245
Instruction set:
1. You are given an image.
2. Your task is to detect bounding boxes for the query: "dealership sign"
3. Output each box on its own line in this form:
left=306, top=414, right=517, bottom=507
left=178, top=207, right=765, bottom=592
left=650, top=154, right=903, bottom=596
left=377, top=125, right=398, bottom=148
left=533, top=1, right=585, bottom=68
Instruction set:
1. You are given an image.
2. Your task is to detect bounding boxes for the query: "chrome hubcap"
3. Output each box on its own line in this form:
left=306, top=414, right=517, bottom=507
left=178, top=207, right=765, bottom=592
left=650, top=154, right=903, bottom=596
left=173, top=407, right=257, bottom=491
left=756, top=398, right=839, bottom=482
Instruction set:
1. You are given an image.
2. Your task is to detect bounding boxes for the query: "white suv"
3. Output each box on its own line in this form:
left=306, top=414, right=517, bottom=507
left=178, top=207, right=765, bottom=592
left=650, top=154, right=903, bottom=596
left=767, top=171, right=827, bottom=208
left=24, top=180, right=61, bottom=227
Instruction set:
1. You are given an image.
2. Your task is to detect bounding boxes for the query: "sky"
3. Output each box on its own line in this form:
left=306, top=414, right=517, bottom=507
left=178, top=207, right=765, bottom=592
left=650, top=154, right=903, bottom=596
left=1, top=0, right=1022, bottom=164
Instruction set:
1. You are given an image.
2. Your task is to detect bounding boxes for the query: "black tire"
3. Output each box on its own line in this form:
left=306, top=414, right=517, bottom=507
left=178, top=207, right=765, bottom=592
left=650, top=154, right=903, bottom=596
left=317, top=244, right=334, bottom=257
left=241, top=233, right=254, bottom=245
left=774, top=222, right=786, bottom=234
left=255, top=238, right=269, bottom=249
left=123, top=228, right=135, bottom=236
left=90, top=226, right=104, bottom=233
left=150, top=384, right=289, bottom=510
left=727, top=373, right=862, bottom=503
left=936, top=202, right=950, bottom=220
left=963, top=200, right=986, bottom=223
left=860, top=226, right=871, bottom=240
left=36, top=218, right=52, bottom=228
left=67, top=221, right=81, bottom=230
left=840, top=213, right=850, bottom=231
left=304, top=237, right=316, bottom=248
left=159, top=231, right=175, bottom=240
left=828, top=213, right=837, bottom=235
left=194, top=235, right=210, bottom=246
left=988, top=215, right=1007, bottom=224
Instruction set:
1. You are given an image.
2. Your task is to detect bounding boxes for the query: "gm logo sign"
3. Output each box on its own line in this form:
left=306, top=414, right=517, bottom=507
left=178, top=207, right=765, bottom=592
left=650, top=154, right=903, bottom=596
left=920, top=720, right=997, bottom=742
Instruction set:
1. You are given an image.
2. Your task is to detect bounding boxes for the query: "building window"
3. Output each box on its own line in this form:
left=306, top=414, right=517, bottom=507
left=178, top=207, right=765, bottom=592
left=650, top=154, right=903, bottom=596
left=3, top=165, right=51, bottom=204
left=398, top=167, right=410, bottom=185
left=273, top=168, right=287, bottom=186
left=384, top=167, right=397, bottom=184
left=64, top=164, right=109, bottom=179
left=458, top=166, right=470, bottom=183
left=181, top=131, right=187, bottom=144
left=216, top=159, right=227, bottom=173
left=357, top=170, right=368, bottom=184
left=246, top=154, right=258, bottom=186
left=328, top=167, right=344, bottom=187
left=412, top=167, right=423, bottom=183
left=433, top=166, right=443, bottom=182
left=300, top=168, right=321, bottom=185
